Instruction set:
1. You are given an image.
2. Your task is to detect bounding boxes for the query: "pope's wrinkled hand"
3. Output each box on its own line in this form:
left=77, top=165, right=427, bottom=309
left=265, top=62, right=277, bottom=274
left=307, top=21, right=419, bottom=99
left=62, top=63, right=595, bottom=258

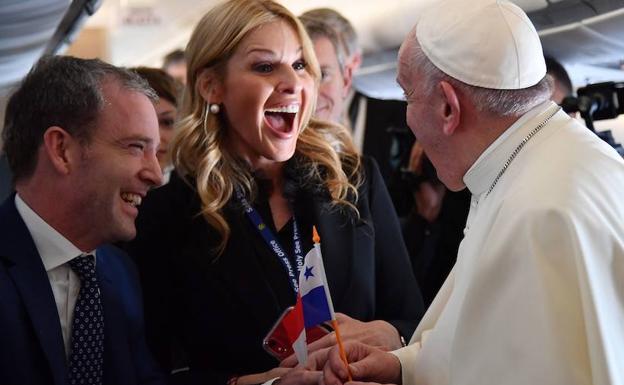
left=321, top=341, right=401, bottom=385
left=281, top=312, right=401, bottom=370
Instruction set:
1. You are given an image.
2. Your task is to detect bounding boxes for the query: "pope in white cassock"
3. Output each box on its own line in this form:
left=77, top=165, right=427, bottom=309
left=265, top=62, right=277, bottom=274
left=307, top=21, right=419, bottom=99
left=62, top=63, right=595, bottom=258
left=321, top=0, right=624, bottom=384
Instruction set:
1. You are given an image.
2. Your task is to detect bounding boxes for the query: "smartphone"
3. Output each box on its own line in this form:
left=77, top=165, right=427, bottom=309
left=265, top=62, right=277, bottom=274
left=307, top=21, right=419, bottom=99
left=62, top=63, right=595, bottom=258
left=262, top=306, right=333, bottom=361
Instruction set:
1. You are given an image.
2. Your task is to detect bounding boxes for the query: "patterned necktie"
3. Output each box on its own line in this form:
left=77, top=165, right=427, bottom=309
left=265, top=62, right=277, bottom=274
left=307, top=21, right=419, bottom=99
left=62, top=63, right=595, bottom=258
left=68, top=255, right=105, bottom=385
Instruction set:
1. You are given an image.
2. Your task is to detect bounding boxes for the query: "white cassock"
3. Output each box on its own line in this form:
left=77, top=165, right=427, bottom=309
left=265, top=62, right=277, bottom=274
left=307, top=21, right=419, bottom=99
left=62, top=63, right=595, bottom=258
left=393, top=101, right=624, bottom=385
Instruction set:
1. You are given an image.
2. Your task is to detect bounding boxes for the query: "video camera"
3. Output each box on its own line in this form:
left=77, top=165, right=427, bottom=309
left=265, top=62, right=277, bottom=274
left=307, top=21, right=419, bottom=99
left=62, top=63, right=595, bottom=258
left=385, top=125, right=441, bottom=188
left=561, top=81, right=624, bottom=156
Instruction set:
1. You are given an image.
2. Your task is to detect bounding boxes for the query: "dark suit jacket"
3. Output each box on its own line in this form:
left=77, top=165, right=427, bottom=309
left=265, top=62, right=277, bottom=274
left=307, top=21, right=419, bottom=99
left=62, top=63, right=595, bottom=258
left=0, top=196, right=165, bottom=385
left=125, top=157, right=424, bottom=384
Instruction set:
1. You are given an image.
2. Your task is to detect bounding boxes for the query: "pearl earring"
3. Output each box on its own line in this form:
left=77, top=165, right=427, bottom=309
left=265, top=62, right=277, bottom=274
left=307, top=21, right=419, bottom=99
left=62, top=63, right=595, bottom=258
left=209, top=103, right=220, bottom=114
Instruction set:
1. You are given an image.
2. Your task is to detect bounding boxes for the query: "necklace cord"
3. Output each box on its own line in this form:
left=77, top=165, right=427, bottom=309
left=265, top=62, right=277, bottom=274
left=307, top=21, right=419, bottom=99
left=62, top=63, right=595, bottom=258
left=486, top=107, right=561, bottom=197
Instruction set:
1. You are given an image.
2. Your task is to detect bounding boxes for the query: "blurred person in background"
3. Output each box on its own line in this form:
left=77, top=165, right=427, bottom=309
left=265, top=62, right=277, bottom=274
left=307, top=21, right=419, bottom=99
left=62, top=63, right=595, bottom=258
left=162, top=49, right=187, bottom=85
left=299, top=8, right=364, bottom=145
left=397, top=140, right=470, bottom=308
left=132, top=67, right=181, bottom=184
left=124, top=1, right=423, bottom=384
left=299, top=8, right=362, bottom=82
left=300, top=8, right=418, bottom=188
left=299, top=9, right=358, bottom=127
left=545, top=56, right=573, bottom=105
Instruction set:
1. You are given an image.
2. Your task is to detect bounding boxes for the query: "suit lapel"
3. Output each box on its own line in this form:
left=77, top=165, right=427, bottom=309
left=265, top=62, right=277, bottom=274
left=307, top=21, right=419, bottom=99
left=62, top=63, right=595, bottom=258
left=0, top=197, right=67, bottom=385
left=95, top=247, right=117, bottom=332
left=94, top=247, right=125, bottom=381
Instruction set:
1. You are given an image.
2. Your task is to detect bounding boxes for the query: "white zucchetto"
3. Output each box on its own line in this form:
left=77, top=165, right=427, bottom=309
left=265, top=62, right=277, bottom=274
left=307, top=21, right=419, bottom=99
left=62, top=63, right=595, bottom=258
left=416, top=0, right=546, bottom=90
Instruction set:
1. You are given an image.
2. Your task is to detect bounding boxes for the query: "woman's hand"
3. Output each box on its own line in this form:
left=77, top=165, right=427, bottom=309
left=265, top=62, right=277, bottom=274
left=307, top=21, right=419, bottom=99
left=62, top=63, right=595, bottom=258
left=235, top=367, right=290, bottom=385
left=238, top=353, right=327, bottom=385
left=280, top=313, right=402, bottom=368
left=274, top=365, right=323, bottom=385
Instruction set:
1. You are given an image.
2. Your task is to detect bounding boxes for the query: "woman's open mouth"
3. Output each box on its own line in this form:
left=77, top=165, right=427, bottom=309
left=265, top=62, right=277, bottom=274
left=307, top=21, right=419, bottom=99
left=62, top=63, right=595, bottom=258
left=264, top=104, right=299, bottom=138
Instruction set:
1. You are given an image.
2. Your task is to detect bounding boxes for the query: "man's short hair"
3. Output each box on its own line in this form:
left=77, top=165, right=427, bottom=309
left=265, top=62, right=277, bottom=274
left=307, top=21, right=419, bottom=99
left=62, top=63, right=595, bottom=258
left=162, top=49, right=185, bottom=69
left=299, top=13, right=347, bottom=73
left=2, top=55, right=157, bottom=183
left=299, top=8, right=359, bottom=59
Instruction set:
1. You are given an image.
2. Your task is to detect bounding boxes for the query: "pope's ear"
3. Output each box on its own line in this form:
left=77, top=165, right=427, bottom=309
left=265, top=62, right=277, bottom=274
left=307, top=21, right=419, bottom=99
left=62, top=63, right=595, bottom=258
left=439, top=81, right=460, bottom=136
left=196, top=69, right=224, bottom=104
left=42, top=126, right=76, bottom=175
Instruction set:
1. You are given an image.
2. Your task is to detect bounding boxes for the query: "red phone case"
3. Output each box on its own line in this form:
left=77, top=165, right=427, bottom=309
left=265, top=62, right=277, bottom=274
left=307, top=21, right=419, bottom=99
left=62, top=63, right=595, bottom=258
left=262, top=306, right=332, bottom=361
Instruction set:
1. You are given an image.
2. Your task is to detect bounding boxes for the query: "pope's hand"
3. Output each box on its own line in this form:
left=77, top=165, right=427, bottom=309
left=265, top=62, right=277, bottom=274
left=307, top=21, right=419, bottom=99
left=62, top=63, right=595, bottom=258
left=321, top=341, right=401, bottom=385
left=280, top=313, right=402, bottom=368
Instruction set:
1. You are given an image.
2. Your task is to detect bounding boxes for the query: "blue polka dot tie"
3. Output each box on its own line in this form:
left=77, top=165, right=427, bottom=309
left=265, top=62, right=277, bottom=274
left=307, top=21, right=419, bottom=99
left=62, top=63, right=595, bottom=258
left=68, top=255, right=104, bottom=385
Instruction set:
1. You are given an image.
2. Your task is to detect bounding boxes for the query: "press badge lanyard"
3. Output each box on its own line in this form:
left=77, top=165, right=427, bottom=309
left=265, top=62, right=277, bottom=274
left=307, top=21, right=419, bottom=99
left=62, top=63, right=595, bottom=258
left=236, top=189, right=304, bottom=292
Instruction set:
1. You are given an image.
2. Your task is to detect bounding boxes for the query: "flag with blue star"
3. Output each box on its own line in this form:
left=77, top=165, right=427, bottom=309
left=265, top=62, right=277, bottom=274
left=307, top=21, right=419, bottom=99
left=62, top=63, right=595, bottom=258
left=298, top=234, right=335, bottom=329
left=282, top=226, right=337, bottom=366
left=303, top=265, right=314, bottom=280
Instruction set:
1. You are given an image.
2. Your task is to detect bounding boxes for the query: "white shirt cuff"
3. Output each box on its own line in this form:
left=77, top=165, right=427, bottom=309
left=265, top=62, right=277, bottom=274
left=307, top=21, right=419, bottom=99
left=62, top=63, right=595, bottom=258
left=391, top=342, right=421, bottom=385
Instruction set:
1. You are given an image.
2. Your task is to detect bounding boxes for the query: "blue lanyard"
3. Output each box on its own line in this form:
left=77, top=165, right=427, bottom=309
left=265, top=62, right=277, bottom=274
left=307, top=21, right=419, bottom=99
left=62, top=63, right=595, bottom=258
left=236, top=189, right=304, bottom=293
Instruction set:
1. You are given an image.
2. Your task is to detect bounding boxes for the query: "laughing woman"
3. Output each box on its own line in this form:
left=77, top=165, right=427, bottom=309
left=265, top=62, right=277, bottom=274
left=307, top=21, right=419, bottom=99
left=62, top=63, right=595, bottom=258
left=125, top=0, right=424, bottom=384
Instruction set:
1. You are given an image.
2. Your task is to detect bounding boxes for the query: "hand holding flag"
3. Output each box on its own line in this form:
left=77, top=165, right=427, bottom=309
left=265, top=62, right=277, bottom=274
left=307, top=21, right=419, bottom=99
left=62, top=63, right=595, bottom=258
left=287, top=226, right=352, bottom=380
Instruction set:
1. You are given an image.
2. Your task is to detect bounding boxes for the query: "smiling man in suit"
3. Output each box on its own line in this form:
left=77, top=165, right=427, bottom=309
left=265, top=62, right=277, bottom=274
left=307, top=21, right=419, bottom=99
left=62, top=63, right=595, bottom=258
left=0, top=55, right=164, bottom=385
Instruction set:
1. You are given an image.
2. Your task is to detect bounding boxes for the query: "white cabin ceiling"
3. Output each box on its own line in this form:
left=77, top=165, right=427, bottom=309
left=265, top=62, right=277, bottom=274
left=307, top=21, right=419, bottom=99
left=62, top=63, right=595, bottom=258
left=1, top=0, right=624, bottom=96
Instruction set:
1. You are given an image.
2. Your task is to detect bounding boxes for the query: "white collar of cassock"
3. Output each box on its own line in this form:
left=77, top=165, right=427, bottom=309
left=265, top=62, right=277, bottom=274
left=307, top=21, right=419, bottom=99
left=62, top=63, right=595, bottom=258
left=15, top=193, right=95, bottom=272
left=463, top=100, right=558, bottom=196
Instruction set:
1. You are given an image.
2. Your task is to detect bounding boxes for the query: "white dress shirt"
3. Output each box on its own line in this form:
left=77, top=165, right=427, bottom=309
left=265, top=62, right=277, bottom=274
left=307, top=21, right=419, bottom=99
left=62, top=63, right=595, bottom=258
left=15, top=194, right=96, bottom=359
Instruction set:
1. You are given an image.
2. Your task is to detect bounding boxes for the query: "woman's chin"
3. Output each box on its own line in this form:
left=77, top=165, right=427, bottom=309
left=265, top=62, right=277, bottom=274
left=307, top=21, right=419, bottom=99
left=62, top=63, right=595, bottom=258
left=270, top=146, right=297, bottom=163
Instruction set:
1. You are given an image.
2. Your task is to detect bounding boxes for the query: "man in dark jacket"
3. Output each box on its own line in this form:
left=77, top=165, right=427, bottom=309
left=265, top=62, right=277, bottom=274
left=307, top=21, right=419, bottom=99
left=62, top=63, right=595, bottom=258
left=0, top=55, right=164, bottom=385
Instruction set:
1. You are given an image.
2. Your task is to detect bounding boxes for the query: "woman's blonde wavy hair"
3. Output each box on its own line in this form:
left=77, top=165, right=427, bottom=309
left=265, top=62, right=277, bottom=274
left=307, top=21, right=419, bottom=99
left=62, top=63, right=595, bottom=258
left=171, top=0, right=362, bottom=254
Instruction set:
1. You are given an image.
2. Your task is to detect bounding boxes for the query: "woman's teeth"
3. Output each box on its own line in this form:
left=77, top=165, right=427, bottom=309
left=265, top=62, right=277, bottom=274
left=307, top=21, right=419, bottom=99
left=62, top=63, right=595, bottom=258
left=264, top=104, right=299, bottom=133
left=265, top=104, right=299, bottom=114
left=121, top=192, right=142, bottom=207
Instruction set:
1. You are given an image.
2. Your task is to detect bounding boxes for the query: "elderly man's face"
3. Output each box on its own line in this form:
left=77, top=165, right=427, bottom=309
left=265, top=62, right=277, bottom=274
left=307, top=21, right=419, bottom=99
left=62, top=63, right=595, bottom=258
left=70, top=81, right=163, bottom=245
left=397, top=37, right=462, bottom=191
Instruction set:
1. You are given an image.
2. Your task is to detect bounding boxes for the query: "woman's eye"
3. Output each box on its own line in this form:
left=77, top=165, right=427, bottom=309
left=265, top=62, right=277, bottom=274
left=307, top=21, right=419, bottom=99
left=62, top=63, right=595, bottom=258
left=293, top=60, right=307, bottom=71
left=254, top=63, right=273, bottom=73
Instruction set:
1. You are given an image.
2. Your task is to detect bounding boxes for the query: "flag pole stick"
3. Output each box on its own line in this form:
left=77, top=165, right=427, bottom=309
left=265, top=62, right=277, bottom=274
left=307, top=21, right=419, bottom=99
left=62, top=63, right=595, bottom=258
left=312, top=227, right=352, bottom=381
left=330, top=319, right=353, bottom=382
